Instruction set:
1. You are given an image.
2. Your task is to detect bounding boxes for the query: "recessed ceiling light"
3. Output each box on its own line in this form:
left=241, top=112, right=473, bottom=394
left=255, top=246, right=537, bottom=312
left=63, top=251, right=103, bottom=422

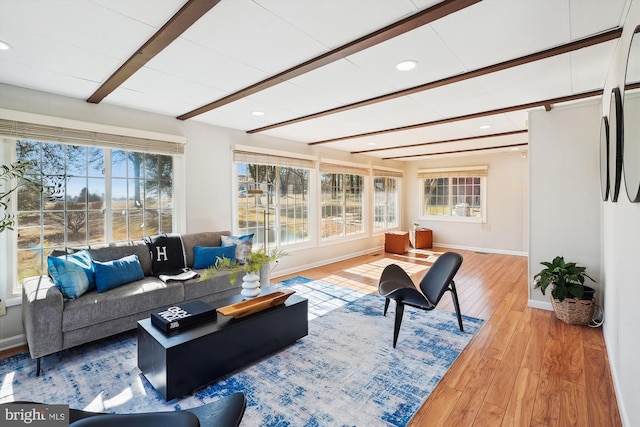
left=0, top=40, right=11, bottom=50
left=479, top=125, right=492, bottom=129
left=251, top=111, right=265, bottom=116
left=367, top=142, right=377, bottom=146
left=396, top=60, right=418, bottom=71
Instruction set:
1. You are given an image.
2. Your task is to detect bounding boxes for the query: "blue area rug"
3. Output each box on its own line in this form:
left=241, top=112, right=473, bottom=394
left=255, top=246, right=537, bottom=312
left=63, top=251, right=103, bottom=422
left=0, top=277, right=483, bottom=426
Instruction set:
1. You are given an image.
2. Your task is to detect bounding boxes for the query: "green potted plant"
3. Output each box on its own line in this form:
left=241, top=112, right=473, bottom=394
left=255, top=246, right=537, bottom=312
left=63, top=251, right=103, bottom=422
left=1, top=161, right=64, bottom=233
left=200, top=248, right=287, bottom=293
left=1, top=162, right=43, bottom=232
left=534, top=256, right=597, bottom=325
left=201, top=248, right=287, bottom=298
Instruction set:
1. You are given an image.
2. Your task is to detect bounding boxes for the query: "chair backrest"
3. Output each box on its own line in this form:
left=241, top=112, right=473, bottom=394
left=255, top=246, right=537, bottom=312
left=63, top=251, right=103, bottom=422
left=419, top=252, right=463, bottom=305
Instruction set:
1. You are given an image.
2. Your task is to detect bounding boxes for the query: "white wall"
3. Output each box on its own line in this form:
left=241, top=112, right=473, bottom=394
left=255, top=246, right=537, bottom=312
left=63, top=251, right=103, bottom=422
left=404, top=151, right=529, bottom=255
left=528, top=100, right=602, bottom=306
left=600, top=1, right=640, bottom=425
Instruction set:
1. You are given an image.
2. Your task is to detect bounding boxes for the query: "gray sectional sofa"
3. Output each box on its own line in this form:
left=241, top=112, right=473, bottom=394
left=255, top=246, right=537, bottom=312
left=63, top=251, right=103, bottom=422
left=22, top=231, right=239, bottom=375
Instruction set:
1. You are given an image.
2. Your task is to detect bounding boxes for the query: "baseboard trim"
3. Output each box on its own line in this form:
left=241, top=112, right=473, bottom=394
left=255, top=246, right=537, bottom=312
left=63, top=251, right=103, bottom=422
left=0, top=333, right=26, bottom=353
left=527, top=299, right=553, bottom=311
left=603, top=330, right=630, bottom=427
left=434, top=243, right=527, bottom=257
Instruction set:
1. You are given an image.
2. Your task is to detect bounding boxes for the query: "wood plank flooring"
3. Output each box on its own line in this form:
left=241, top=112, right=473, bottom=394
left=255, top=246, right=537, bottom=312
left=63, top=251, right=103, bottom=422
left=276, top=247, right=622, bottom=427
left=1, top=247, right=621, bottom=426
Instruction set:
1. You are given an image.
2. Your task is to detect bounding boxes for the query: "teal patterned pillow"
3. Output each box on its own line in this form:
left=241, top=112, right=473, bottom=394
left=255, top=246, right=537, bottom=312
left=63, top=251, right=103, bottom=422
left=47, top=256, right=90, bottom=300
left=221, top=234, right=254, bottom=264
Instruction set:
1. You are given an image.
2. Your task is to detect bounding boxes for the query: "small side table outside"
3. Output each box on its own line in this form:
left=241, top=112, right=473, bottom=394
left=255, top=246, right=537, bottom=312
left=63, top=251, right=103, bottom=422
left=410, top=228, right=433, bottom=249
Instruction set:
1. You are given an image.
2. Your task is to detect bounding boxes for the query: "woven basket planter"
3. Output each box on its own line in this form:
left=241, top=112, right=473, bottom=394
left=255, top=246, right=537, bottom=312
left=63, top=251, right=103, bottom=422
left=551, top=296, right=596, bottom=325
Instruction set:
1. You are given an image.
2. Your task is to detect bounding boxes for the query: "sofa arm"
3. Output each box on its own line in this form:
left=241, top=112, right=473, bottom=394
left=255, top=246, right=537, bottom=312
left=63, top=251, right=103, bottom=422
left=22, top=276, right=64, bottom=359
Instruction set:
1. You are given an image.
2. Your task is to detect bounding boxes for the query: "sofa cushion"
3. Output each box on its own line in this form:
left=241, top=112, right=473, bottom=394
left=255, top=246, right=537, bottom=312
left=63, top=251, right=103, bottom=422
left=183, top=270, right=235, bottom=301
left=93, top=254, right=145, bottom=293
left=181, top=231, right=231, bottom=268
left=62, top=277, right=185, bottom=332
left=47, top=256, right=90, bottom=300
left=193, top=245, right=236, bottom=269
left=89, top=244, right=152, bottom=277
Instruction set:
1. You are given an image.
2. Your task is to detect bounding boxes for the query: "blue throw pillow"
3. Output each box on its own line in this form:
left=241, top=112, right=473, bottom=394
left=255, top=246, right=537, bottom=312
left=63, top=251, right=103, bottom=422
left=93, top=254, right=145, bottom=293
left=221, top=234, right=254, bottom=264
left=193, top=245, right=236, bottom=269
left=48, top=256, right=90, bottom=300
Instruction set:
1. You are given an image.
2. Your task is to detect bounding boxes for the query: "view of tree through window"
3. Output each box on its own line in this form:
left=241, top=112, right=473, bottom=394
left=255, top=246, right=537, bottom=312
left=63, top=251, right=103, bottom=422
left=236, top=163, right=309, bottom=247
left=321, top=173, right=364, bottom=239
left=15, top=140, right=173, bottom=282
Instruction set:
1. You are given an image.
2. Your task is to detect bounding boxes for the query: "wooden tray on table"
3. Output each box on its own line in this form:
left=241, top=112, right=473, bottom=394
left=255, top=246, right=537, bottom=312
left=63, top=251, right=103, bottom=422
left=216, top=289, right=296, bottom=319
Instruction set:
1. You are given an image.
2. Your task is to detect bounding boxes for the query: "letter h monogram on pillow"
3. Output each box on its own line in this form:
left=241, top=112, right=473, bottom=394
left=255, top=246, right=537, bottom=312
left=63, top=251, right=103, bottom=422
left=144, top=234, right=187, bottom=275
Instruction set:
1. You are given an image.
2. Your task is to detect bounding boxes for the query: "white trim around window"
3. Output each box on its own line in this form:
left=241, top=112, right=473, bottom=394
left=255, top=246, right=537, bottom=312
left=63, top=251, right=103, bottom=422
left=418, top=166, right=488, bottom=223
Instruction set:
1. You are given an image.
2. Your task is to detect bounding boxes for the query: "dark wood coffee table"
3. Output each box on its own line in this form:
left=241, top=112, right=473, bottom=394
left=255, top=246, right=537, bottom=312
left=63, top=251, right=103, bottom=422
left=137, top=288, right=308, bottom=401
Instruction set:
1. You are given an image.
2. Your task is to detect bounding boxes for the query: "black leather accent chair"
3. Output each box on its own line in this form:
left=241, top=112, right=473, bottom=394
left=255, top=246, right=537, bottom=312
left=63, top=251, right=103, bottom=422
left=3, top=392, right=246, bottom=427
left=378, top=252, right=464, bottom=348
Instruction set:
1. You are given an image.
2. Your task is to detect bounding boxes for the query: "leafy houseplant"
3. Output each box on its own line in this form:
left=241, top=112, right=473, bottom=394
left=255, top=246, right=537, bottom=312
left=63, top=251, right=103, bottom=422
left=199, top=248, right=287, bottom=285
left=1, top=161, right=64, bottom=233
left=534, top=256, right=596, bottom=302
left=1, top=162, right=44, bottom=232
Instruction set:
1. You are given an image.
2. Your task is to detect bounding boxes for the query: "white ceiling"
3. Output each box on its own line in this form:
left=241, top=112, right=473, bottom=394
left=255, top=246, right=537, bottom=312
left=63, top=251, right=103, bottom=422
left=0, top=0, right=631, bottom=160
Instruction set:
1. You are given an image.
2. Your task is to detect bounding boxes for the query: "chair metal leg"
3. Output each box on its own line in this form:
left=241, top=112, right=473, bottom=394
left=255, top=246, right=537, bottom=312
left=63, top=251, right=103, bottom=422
left=393, top=301, right=404, bottom=348
left=383, top=298, right=390, bottom=316
left=449, top=281, right=464, bottom=332
left=36, top=357, right=41, bottom=377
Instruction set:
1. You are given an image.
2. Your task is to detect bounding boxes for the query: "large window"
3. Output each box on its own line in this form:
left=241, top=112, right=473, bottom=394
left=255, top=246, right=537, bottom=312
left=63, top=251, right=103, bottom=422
left=420, top=167, right=487, bottom=222
left=320, top=166, right=366, bottom=239
left=236, top=163, right=310, bottom=247
left=373, top=171, right=401, bottom=231
left=15, top=139, right=174, bottom=284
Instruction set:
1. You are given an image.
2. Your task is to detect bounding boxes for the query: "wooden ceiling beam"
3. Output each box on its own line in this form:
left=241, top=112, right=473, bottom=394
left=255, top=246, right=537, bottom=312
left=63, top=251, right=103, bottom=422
left=308, top=88, right=604, bottom=145
left=87, top=0, right=222, bottom=104
left=176, top=0, right=481, bottom=120
left=383, top=143, right=529, bottom=160
left=350, top=129, right=528, bottom=154
left=250, top=28, right=622, bottom=134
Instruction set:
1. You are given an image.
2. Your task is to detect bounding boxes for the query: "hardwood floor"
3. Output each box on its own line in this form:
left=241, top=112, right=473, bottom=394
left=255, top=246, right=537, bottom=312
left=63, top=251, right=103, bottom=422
left=276, top=247, right=622, bottom=427
left=2, top=247, right=621, bottom=426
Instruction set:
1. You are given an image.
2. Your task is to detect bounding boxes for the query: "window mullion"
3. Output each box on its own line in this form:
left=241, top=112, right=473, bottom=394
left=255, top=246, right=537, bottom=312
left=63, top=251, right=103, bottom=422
left=273, top=166, right=280, bottom=249
left=342, top=174, right=346, bottom=236
left=104, top=149, right=113, bottom=242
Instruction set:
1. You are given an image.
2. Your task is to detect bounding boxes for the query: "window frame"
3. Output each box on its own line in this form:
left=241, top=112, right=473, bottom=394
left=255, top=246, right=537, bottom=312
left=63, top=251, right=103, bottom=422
left=0, top=112, right=185, bottom=302
left=234, top=162, right=312, bottom=249
left=373, top=175, right=401, bottom=232
left=419, top=167, right=488, bottom=224
left=10, top=140, right=177, bottom=295
left=319, top=170, right=367, bottom=241
left=232, top=147, right=316, bottom=250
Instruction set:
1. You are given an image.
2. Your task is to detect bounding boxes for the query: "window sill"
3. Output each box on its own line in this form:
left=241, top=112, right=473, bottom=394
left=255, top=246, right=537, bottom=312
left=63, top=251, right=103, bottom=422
left=420, top=215, right=483, bottom=224
left=319, top=232, right=368, bottom=246
left=4, top=296, right=22, bottom=308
